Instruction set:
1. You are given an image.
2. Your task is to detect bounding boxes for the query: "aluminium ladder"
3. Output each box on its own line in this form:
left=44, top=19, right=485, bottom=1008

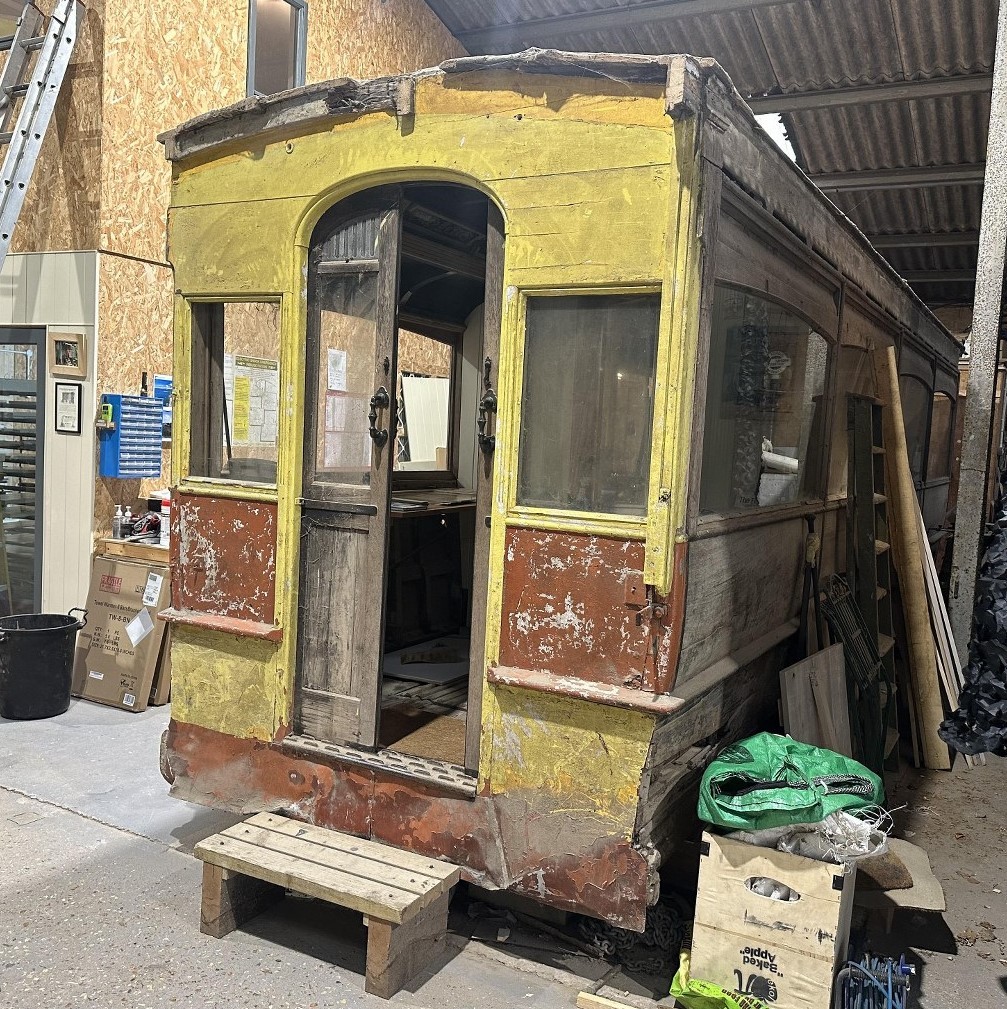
left=0, top=0, right=80, bottom=268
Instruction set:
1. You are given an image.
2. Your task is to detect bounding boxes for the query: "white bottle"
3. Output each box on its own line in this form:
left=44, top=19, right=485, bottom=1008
left=112, top=505, right=122, bottom=539
left=159, top=494, right=170, bottom=547
left=123, top=507, right=132, bottom=538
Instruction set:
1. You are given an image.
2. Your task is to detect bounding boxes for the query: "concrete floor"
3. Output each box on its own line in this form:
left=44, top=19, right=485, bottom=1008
left=1, top=698, right=1006, bottom=1007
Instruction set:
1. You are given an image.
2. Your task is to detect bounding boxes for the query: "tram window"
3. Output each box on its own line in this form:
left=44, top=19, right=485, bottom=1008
left=927, top=392, right=954, bottom=481
left=190, top=300, right=281, bottom=484
left=518, top=293, right=659, bottom=516
left=900, top=375, right=930, bottom=483
left=700, top=286, right=829, bottom=514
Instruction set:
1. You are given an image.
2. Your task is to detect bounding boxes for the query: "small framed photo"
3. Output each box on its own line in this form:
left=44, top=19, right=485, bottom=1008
left=49, top=330, right=87, bottom=378
left=54, top=381, right=82, bottom=434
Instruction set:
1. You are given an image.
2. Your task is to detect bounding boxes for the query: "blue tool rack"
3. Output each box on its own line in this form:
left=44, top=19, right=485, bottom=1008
left=97, top=394, right=163, bottom=478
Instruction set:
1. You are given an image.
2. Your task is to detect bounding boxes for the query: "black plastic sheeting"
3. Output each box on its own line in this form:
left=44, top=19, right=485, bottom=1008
left=940, top=471, right=1007, bottom=756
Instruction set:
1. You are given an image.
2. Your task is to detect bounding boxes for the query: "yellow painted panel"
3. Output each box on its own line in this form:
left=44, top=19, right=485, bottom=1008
left=170, top=625, right=283, bottom=741
left=483, top=683, right=655, bottom=834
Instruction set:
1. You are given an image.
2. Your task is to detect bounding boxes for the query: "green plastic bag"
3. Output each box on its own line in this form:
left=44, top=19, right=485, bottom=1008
left=697, top=732, right=884, bottom=832
left=671, top=951, right=767, bottom=1009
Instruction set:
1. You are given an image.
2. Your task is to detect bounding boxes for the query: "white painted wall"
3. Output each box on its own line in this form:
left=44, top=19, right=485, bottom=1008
left=0, top=251, right=98, bottom=612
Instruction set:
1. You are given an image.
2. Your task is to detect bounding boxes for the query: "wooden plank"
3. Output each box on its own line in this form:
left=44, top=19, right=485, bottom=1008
left=872, top=348, right=949, bottom=769
left=577, top=993, right=641, bottom=1009
left=364, top=889, right=450, bottom=999
left=216, top=824, right=451, bottom=904
left=780, top=645, right=853, bottom=757
left=199, top=863, right=284, bottom=939
left=195, top=833, right=423, bottom=924
left=244, top=813, right=459, bottom=883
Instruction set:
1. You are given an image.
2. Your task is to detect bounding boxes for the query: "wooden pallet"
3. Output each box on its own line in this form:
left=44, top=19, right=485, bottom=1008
left=195, top=812, right=461, bottom=998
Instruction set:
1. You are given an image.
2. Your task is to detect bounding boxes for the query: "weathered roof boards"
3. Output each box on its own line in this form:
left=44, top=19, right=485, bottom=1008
left=160, top=51, right=960, bottom=929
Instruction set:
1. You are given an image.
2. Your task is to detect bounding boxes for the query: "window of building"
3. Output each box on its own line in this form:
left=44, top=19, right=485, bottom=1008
left=517, top=293, right=660, bottom=516
left=899, top=375, right=930, bottom=484
left=247, top=0, right=307, bottom=97
left=190, top=301, right=281, bottom=484
left=700, top=286, right=829, bottom=514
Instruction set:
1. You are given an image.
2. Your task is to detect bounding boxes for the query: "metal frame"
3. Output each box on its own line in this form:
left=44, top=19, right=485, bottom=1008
left=246, top=0, right=307, bottom=98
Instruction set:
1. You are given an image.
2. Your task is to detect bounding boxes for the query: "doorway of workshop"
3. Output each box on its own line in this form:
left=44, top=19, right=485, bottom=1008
left=295, top=182, right=502, bottom=776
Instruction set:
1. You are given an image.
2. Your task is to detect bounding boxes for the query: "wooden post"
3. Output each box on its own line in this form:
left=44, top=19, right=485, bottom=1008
left=199, top=863, right=285, bottom=938
left=872, top=347, right=950, bottom=770
left=364, top=890, right=450, bottom=999
left=949, top=1, right=1007, bottom=659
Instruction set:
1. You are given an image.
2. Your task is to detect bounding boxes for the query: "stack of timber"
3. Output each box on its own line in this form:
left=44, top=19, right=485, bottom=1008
left=918, top=507, right=984, bottom=769
left=873, top=347, right=965, bottom=770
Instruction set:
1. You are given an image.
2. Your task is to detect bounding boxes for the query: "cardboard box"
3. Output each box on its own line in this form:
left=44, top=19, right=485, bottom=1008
left=149, top=625, right=171, bottom=706
left=690, top=832, right=856, bottom=1008
left=72, top=556, right=171, bottom=713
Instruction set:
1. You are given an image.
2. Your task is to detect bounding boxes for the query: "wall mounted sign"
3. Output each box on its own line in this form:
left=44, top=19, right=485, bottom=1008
left=55, top=381, right=82, bottom=434
left=50, top=330, right=87, bottom=378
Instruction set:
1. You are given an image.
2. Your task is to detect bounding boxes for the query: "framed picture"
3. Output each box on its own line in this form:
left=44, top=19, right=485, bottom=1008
left=49, top=330, right=87, bottom=378
left=54, top=381, right=82, bottom=434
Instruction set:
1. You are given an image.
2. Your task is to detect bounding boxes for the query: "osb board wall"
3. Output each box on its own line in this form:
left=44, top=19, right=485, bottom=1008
left=11, top=0, right=104, bottom=254
left=304, top=0, right=464, bottom=82
left=100, top=0, right=247, bottom=264
left=99, top=0, right=463, bottom=267
left=93, top=252, right=174, bottom=536
left=399, top=328, right=451, bottom=377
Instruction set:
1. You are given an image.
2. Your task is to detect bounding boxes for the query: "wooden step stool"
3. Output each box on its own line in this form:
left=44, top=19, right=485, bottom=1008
left=194, top=811, right=461, bottom=998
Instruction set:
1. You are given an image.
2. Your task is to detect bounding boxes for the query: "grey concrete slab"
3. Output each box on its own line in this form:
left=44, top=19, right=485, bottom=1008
left=0, top=787, right=581, bottom=1008
left=0, top=698, right=236, bottom=848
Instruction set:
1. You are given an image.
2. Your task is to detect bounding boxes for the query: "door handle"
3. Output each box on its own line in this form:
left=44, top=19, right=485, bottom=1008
left=368, top=386, right=390, bottom=448
left=477, top=356, right=497, bottom=454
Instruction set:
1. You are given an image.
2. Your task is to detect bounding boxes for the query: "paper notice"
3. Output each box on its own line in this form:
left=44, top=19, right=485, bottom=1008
left=327, top=348, right=347, bottom=392
left=142, top=573, right=163, bottom=607
left=125, top=608, right=155, bottom=647
left=233, top=374, right=251, bottom=442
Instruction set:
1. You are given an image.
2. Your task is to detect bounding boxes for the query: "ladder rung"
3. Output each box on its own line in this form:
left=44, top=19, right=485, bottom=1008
left=874, top=493, right=886, bottom=505
left=21, top=37, right=44, bottom=52
left=876, top=585, right=888, bottom=601
left=872, top=446, right=885, bottom=454
left=878, top=633, right=895, bottom=657
left=0, top=35, right=13, bottom=53
left=0, top=131, right=13, bottom=146
left=5, top=84, right=28, bottom=99
left=875, top=539, right=890, bottom=554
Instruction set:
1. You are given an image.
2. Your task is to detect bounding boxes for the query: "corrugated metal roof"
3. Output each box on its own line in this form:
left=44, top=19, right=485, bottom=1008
left=424, top=0, right=995, bottom=308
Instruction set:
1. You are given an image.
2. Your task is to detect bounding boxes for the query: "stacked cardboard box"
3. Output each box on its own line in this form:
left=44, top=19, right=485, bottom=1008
left=71, top=556, right=171, bottom=712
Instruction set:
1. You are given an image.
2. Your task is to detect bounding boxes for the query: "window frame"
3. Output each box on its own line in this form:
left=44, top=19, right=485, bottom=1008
left=186, top=295, right=284, bottom=491
left=695, top=282, right=835, bottom=522
left=504, top=285, right=663, bottom=541
left=246, top=0, right=308, bottom=99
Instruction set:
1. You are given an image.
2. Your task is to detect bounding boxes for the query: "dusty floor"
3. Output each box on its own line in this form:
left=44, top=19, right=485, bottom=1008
left=1, top=698, right=1005, bottom=1007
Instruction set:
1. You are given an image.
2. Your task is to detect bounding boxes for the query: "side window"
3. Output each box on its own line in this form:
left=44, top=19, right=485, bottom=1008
left=517, top=293, right=660, bottom=516
left=700, top=286, right=830, bottom=514
left=899, top=375, right=930, bottom=484
left=190, top=301, right=281, bottom=484
left=247, top=0, right=307, bottom=97
left=927, top=392, right=954, bottom=481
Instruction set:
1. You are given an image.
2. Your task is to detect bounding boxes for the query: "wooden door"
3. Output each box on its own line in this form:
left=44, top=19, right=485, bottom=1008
left=296, top=191, right=401, bottom=748
left=464, top=203, right=503, bottom=771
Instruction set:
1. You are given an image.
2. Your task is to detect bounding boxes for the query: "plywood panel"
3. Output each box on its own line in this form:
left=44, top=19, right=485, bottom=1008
left=304, top=0, right=463, bottom=84
left=93, top=252, right=173, bottom=535
left=11, top=0, right=104, bottom=254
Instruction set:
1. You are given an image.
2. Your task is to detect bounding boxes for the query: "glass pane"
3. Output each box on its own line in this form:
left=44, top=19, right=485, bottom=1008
left=218, top=303, right=281, bottom=482
left=0, top=340, right=39, bottom=611
left=314, top=272, right=378, bottom=485
left=518, top=294, right=659, bottom=516
left=899, top=376, right=930, bottom=483
left=700, top=287, right=829, bottom=513
left=395, top=329, right=452, bottom=472
left=253, top=0, right=298, bottom=95
left=827, top=347, right=873, bottom=499
left=927, top=393, right=954, bottom=480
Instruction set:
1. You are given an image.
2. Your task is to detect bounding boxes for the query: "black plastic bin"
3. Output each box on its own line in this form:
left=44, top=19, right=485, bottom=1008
left=0, top=608, right=87, bottom=720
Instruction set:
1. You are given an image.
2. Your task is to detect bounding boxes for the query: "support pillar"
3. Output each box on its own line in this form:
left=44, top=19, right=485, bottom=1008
left=949, top=0, right=1007, bottom=659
